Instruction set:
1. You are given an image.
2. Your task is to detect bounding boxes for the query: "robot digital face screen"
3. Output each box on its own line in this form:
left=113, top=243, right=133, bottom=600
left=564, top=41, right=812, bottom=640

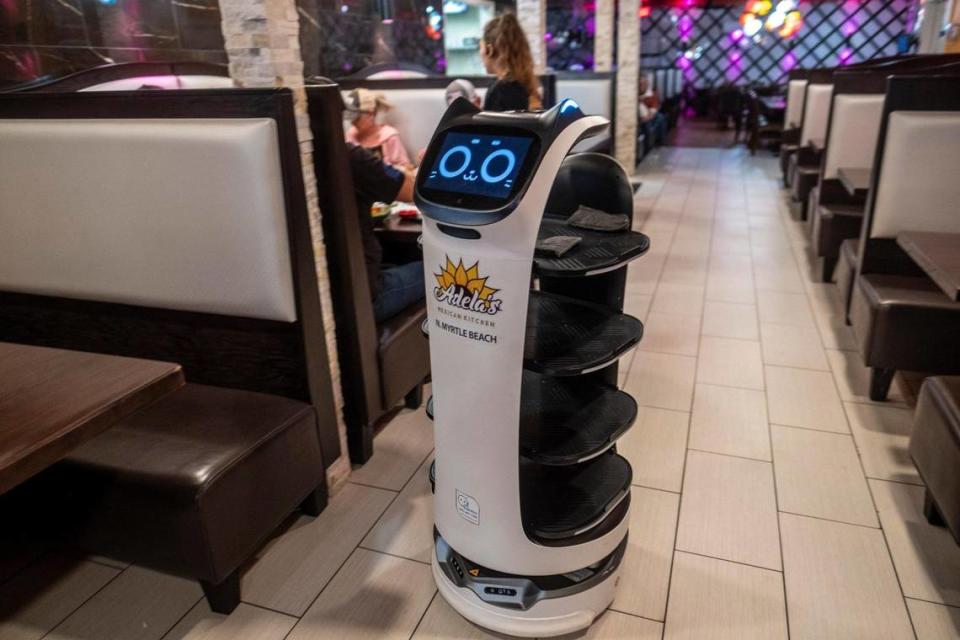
left=422, top=131, right=534, bottom=203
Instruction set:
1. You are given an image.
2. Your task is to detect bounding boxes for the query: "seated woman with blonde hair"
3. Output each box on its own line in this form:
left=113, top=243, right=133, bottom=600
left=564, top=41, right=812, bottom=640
left=344, top=88, right=413, bottom=169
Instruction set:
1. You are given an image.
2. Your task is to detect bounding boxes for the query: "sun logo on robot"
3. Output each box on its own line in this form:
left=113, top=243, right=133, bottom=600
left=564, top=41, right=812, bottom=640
left=433, top=256, right=503, bottom=315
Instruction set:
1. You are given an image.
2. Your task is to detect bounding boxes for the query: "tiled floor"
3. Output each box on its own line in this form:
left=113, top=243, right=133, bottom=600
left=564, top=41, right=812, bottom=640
left=3, top=147, right=960, bottom=639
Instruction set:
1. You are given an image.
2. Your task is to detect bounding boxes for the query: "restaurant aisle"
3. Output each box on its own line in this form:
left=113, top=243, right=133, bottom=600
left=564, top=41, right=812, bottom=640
left=3, top=147, right=960, bottom=640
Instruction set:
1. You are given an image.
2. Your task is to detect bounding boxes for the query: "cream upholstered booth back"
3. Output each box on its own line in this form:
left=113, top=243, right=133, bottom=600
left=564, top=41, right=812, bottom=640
left=800, top=83, right=834, bottom=146
left=785, top=79, right=808, bottom=129
left=822, top=94, right=885, bottom=179
left=870, top=111, right=960, bottom=239
left=557, top=77, right=612, bottom=120
left=0, top=118, right=297, bottom=322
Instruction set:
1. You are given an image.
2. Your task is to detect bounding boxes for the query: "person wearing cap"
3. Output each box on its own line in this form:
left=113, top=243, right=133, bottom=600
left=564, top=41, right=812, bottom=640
left=444, top=79, right=482, bottom=108
left=345, top=88, right=413, bottom=170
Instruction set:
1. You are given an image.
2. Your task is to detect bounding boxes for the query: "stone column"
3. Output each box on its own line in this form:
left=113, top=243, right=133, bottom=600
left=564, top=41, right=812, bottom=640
left=615, top=0, right=639, bottom=169
left=594, top=0, right=614, bottom=72
left=517, top=0, right=546, bottom=72
left=219, top=0, right=351, bottom=491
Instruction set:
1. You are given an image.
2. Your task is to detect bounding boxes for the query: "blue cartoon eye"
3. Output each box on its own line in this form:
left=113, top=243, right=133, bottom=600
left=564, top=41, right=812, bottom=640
left=480, top=149, right=516, bottom=184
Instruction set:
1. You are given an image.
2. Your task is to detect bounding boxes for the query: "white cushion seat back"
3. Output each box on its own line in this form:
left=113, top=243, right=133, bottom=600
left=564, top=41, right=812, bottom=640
left=79, top=75, right=235, bottom=91
left=785, top=79, right=807, bottom=128
left=556, top=77, right=612, bottom=119
left=800, top=83, right=833, bottom=146
left=822, top=94, right=885, bottom=179
left=870, top=111, right=960, bottom=239
left=0, top=118, right=297, bottom=322
left=343, top=87, right=488, bottom=162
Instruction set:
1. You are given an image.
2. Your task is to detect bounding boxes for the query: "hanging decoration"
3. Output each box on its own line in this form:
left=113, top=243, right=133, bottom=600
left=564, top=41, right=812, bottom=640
left=738, top=0, right=804, bottom=41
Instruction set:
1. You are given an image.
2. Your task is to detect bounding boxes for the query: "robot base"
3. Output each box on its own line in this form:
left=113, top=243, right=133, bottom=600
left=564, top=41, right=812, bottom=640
left=431, top=551, right=621, bottom=638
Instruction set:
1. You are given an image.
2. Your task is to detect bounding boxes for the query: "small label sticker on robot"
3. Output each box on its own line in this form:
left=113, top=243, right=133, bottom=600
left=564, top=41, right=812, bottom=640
left=456, top=490, right=480, bottom=525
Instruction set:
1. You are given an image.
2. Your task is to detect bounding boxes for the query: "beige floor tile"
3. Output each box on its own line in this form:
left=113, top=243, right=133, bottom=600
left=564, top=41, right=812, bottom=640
left=697, top=337, right=765, bottom=391
left=582, top=610, right=663, bottom=639
left=410, top=596, right=500, bottom=640
left=612, top=487, right=680, bottom=620
left=650, top=283, right=705, bottom=317
left=619, top=407, right=689, bottom=493
left=765, top=366, right=849, bottom=433
left=708, top=252, right=752, bottom=276
left=241, top=482, right=396, bottom=616
left=771, top=426, right=877, bottom=527
left=162, top=602, right=296, bottom=640
left=638, top=312, right=701, bottom=356
left=625, top=351, right=697, bottom=412
left=689, top=384, right=770, bottom=461
left=623, top=292, right=652, bottom=321
left=906, top=599, right=960, bottom=640
left=870, top=480, right=960, bottom=606
left=812, top=310, right=859, bottom=351
left=705, top=273, right=755, bottom=304
left=362, top=458, right=433, bottom=563
left=711, top=234, right=752, bottom=256
left=676, top=451, right=781, bottom=570
left=757, top=291, right=815, bottom=327
left=46, top=566, right=202, bottom=640
left=287, top=549, right=435, bottom=640
left=348, top=407, right=434, bottom=491
left=663, top=551, right=788, bottom=640
left=760, top=323, right=829, bottom=371
left=0, top=557, right=119, bottom=640
left=701, top=301, right=758, bottom=340
left=627, top=260, right=665, bottom=296
left=779, top=513, right=915, bottom=640
left=825, top=350, right=909, bottom=407
left=845, top=403, right=920, bottom=485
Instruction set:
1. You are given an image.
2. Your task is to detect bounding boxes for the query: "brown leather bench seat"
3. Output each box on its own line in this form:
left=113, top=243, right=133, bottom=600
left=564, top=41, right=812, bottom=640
left=378, top=303, right=430, bottom=408
left=0, top=88, right=341, bottom=613
left=909, top=376, right=960, bottom=544
left=60, top=383, right=326, bottom=611
left=850, top=273, right=960, bottom=398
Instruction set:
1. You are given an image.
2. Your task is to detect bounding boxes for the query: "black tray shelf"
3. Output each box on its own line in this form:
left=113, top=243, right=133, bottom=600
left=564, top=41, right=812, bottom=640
left=534, top=218, right=650, bottom=278
left=422, top=291, right=642, bottom=376
left=521, top=452, right=632, bottom=544
left=426, top=371, right=637, bottom=466
left=524, top=291, right=642, bottom=376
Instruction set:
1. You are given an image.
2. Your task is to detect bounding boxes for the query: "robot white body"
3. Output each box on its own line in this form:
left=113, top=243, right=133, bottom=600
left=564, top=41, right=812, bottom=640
left=415, top=100, right=642, bottom=637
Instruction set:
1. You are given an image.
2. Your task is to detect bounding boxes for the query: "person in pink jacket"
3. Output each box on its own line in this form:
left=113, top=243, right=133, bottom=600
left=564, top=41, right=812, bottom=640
left=344, top=88, right=413, bottom=170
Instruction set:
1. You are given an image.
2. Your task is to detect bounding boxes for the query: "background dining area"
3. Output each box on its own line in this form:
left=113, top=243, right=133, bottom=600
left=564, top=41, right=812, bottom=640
left=3, top=0, right=960, bottom=639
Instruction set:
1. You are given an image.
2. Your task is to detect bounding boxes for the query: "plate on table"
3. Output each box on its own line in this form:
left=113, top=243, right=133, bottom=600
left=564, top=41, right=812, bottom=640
left=392, top=202, right=422, bottom=221
left=371, top=202, right=391, bottom=221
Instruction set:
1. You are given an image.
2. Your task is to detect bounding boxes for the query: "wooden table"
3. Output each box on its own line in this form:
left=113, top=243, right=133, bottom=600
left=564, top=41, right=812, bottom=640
left=838, top=167, right=871, bottom=198
left=0, top=343, right=183, bottom=494
left=376, top=215, right=423, bottom=245
left=897, top=232, right=960, bottom=302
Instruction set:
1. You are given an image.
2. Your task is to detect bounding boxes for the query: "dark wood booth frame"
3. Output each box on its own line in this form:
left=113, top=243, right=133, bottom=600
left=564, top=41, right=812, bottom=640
left=305, top=83, right=431, bottom=464
left=0, top=89, right=341, bottom=465
left=1, top=61, right=231, bottom=93
left=811, top=59, right=960, bottom=282
left=848, top=74, right=960, bottom=399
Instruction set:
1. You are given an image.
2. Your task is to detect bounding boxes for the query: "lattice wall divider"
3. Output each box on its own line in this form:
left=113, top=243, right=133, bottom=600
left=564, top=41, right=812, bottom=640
left=640, top=0, right=916, bottom=87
